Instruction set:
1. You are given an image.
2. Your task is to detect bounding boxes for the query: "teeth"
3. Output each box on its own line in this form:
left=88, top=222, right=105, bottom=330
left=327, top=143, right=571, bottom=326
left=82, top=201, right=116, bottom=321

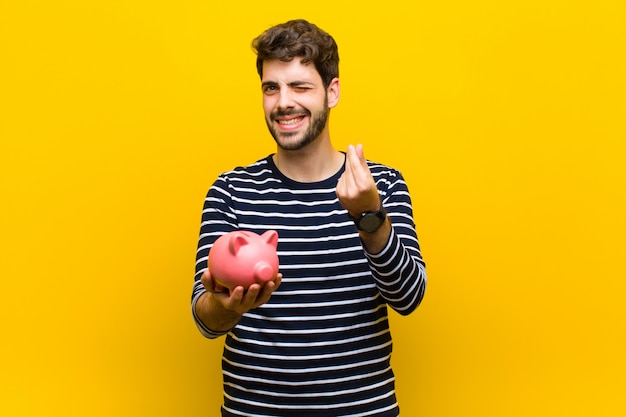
left=278, top=117, right=303, bottom=125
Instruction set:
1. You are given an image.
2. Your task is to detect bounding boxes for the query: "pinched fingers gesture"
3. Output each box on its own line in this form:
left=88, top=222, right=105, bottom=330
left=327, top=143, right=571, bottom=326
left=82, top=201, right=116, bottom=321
left=336, top=144, right=381, bottom=216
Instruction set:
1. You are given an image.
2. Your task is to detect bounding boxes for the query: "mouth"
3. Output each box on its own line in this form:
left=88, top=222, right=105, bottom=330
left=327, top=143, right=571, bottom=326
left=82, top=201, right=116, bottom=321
left=277, top=116, right=305, bottom=125
left=275, top=114, right=307, bottom=130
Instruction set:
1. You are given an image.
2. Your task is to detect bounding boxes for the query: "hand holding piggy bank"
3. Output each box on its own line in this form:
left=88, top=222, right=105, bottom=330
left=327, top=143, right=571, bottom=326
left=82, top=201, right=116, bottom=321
left=207, top=230, right=279, bottom=291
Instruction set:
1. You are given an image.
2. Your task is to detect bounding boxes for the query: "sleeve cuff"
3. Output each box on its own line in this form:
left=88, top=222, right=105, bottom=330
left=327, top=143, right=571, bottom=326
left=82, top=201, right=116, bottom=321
left=191, top=287, right=231, bottom=339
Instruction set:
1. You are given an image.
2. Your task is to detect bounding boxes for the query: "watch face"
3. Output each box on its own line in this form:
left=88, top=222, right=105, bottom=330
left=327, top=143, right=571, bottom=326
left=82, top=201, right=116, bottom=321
left=359, top=213, right=383, bottom=232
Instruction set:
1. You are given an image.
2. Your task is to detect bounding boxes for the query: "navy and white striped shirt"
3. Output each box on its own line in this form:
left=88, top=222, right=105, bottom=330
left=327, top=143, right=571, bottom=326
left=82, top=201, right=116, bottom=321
left=192, top=155, right=426, bottom=417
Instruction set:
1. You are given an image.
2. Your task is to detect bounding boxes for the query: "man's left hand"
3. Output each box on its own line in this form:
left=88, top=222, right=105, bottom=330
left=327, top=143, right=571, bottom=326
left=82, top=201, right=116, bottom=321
left=336, top=144, right=381, bottom=216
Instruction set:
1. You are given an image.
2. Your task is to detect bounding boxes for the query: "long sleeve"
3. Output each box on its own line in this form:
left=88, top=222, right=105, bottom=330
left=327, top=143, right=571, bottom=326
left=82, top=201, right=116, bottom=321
left=190, top=173, right=239, bottom=339
left=365, top=168, right=427, bottom=315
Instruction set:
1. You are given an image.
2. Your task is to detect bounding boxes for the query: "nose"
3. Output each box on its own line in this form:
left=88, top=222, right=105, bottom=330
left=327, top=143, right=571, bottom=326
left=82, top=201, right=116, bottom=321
left=277, top=88, right=295, bottom=110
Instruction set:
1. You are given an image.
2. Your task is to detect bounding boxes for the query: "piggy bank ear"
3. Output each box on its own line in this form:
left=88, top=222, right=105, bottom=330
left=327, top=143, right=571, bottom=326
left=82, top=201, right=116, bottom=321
left=261, top=230, right=279, bottom=248
left=229, top=233, right=250, bottom=255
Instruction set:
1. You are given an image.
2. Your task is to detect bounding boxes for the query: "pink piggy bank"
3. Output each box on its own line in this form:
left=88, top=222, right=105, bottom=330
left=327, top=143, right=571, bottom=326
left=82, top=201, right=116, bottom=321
left=207, top=230, right=279, bottom=291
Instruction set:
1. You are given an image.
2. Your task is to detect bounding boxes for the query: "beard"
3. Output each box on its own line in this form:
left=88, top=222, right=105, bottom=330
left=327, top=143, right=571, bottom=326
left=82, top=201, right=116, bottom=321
left=266, top=95, right=329, bottom=151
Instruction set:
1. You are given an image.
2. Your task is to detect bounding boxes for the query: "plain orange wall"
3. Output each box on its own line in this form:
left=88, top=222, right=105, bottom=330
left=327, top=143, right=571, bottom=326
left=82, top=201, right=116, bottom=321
left=1, top=1, right=625, bottom=416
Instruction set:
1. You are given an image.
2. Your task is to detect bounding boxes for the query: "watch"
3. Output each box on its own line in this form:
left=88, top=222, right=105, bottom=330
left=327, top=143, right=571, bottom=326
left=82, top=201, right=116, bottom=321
left=348, top=204, right=387, bottom=233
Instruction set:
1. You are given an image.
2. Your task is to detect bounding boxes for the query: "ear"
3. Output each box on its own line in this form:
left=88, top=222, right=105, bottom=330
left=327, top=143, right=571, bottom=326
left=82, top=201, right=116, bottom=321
left=261, top=230, right=279, bottom=248
left=229, top=233, right=250, bottom=255
left=326, top=77, right=340, bottom=109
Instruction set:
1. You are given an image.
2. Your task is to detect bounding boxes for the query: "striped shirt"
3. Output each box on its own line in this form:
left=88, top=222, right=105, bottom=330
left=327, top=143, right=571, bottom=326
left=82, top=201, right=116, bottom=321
left=191, top=155, right=426, bottom=417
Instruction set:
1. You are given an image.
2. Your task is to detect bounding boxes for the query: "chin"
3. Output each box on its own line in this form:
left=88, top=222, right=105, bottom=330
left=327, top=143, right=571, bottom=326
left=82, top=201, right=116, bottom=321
left=276, top=135, right=318, bottom=151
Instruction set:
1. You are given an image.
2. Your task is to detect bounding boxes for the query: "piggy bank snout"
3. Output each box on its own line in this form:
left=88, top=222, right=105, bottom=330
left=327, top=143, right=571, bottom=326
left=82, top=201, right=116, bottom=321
left=254, top=262, right=275, bottom=282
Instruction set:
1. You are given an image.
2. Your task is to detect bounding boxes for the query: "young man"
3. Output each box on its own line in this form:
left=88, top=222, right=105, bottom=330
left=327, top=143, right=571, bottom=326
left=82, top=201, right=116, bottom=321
left=192, top=19, right=427, bottom=417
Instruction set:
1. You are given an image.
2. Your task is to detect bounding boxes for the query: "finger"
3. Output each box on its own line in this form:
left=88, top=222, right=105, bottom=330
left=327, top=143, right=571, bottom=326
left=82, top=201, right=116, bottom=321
left=344, top=145, right=362, bottom=187
left=344, top=145, right=355, bottom=178
left=355, top=143, right=365, bottom=161
left=350, top=144, right=368, bottom=175
left=338, top=152, right=352, bottom=186
left=201, top=269, right=214, bottom=290
left=201, top=269, right=210, bottom=283
left=274, top=273, right=283, bottom=290
left=346, top=144, right=372, bottom=188
left=241, top=284, right=262, bottom=309
left=201, top=269, right=226, bottom=294
left=256, top=281, right=275, bottom=305
left=336, top=155, right=349, bottom=199
left=256, top=275, right=283, bottom=306
left=223, top=285, right=245, bottom=309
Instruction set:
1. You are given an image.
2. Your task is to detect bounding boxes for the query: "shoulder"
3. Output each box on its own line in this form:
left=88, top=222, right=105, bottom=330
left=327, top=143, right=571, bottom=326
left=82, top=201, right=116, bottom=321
left=211, top=156, right=278, bottom=188
left=365, top=159, right=410, bottom=202
left=366, top=159, right=403, bottom=181
left=209, top=156, right=283, bottom=199
left=220, top=156, right=273, bottom=179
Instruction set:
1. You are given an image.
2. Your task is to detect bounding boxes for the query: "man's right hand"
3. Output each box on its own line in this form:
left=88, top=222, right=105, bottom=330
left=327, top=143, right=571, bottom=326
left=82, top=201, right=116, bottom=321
left=200, top=269, right=282, bottom=317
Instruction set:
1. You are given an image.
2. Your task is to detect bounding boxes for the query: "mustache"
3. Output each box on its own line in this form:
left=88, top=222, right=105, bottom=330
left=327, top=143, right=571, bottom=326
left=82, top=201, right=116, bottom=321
left=271, top=109, right=311, bottom=118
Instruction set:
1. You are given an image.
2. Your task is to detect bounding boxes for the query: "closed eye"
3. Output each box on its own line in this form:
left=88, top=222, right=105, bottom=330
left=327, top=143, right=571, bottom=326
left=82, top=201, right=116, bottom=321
left=289, top=81, right=315, bottom=91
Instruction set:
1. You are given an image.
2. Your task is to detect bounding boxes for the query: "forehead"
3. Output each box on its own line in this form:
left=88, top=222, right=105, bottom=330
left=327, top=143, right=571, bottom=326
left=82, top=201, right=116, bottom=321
left=261, top=58, right=322, bottom=84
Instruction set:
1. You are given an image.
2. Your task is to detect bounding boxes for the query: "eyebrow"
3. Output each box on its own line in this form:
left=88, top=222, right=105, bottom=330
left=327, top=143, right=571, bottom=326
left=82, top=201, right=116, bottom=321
left=261, top=80, right=316, bottom=89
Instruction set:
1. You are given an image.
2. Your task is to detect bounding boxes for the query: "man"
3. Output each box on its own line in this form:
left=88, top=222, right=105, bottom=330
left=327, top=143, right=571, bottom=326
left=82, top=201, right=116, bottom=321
left=192, top=19, right=426, bottom=417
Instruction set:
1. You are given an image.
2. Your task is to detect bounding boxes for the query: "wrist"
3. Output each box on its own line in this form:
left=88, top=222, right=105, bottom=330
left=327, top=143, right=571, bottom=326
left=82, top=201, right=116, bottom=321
left=359, top=217, right=392, bottom=254
left=197, top=292, right=242, bottom=333
left=348, top=203, right=387, bottom=233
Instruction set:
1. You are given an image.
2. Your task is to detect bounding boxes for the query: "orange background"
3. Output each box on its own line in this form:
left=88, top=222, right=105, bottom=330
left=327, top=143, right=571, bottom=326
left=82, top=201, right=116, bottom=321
left=1, top=1, right=625, bottom=416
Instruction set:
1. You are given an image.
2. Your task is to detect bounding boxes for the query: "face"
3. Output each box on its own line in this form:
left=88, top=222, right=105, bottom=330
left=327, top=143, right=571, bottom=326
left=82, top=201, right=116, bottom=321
left=261, top=58, right=339, bottom=151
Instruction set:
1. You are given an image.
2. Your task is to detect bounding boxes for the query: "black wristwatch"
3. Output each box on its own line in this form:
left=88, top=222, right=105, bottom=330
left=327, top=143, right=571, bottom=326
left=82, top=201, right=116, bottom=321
left=348, top=204, right=387, bottom=233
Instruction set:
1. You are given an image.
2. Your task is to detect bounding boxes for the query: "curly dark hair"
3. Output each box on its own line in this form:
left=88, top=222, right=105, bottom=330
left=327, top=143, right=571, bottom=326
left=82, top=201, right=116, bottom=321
left=252, top=19, right=339, bottom=88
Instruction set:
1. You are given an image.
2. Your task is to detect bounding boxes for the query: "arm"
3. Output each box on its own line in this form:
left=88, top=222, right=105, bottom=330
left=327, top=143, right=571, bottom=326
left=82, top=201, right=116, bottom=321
left=337, top=144, right=427, bottom=315
left=191, top=175, right=281, bottom=338
left=363, top=220, right=426, bottom=315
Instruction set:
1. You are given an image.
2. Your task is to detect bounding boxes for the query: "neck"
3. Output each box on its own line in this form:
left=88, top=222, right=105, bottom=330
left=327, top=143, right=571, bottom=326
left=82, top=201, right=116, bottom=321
left=273, top=138, right=344, bottom=183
